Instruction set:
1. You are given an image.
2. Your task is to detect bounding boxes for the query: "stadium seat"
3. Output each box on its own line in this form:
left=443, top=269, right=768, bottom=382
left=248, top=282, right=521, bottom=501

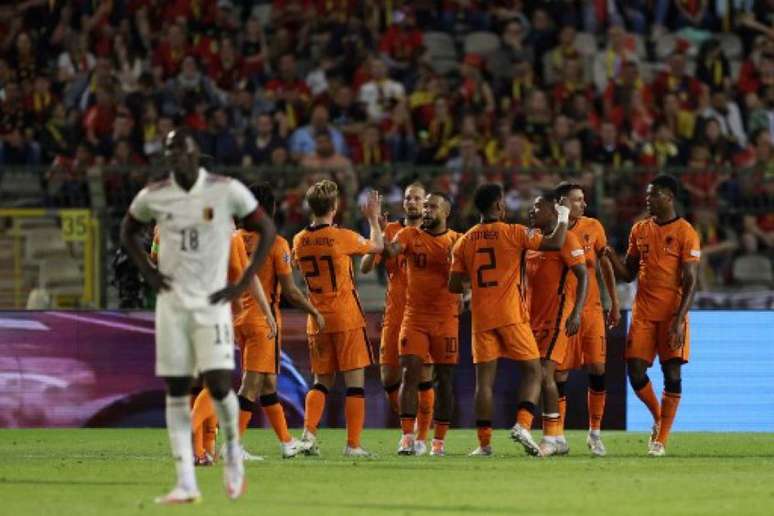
left=24, top=228, right=69, bottom=262
left=423, top=31, right=457, bottom=60
left=0, top=171, right=44, bottom=207
left=463, top=31, right=500, bottom=57
left=431, top=57, right=460, bottom=76
left=38, top=258, right=82, bottom=289
left=732, top=255, right=773, bottom=287
left=718, top=33, right=743, bottom=60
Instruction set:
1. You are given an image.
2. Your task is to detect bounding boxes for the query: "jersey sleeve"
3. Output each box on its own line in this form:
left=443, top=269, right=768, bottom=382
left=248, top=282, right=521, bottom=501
left=626, top=223, right=641, bottom=258
left=681, top=226, right=702, bottom=263
left=229, top=233, right=248, bottom=283
left=128, top=188, right=154, bottom=223
left=228, top=179, right=259, bottom=218
left=593, top=219, right=608, bottom=254
left=393, top=227, right=415, bottom=254
left=450, top=236, right=468, bottom=275
left=339, top=228, right=373, bottom=256
left=561, top=233, right=586, bottom=267
left=511, top=224, right=543, bottom=250
left=275, top=238, right=293, bottom=276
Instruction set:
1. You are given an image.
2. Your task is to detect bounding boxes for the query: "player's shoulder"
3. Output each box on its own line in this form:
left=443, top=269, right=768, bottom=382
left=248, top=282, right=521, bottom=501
left=145, top=177, right=173, bottom=193
left=630, top=217, right=653, bottom=234
left=579, top=216, right=605, bottom=233
left=675, top=217, right=698, bottom=234
left=564, top=230, right=583, bottom=248
left=274, top=234, right=290, bottom=249
left=204, top=172, right=233, bottom=185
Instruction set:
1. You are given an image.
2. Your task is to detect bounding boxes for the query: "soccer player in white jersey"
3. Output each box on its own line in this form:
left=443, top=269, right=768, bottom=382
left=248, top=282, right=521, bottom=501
left=120, top=129, right=276, bottom=504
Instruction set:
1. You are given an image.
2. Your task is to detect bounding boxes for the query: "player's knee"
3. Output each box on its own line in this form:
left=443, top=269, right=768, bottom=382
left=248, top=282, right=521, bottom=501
left=588, top=373, right=605, bottom=392
left=627, top=370, right=648, bottom=391
left=556, top=380, right=567, bottom=398
left=587, top=363, right=605, bottom=376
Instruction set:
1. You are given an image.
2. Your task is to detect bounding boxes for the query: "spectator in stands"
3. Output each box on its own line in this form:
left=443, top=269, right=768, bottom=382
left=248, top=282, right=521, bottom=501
left=593, top=24, right=638, bottom=94
left=490, top=16, right=534, bottom=84
left=358, top=57, right=405, bottom=124
left=301, top=131, right=357, bottom=210
left=446, top=136, right=484, bottom=179
left=737, top=36, right=774, bottom=96
left=57, top=33, right=95, bottom=84
left=329, top=84, right=368, bottom=147
left=640, top=122, right=680, bottom=168
left=693, top=207, right=737, bottom=288
left=46, top=142, right=93, bottom=207
left=457, top=53, right=495, bottom=116
left=745, top=85, right=774, bottom=138
left=352, top=123, right=390, bottom=166
left=265, top=53, right=311, bottom=132
left=162, top=56, right=222, bottom=116
left=379, top=7, right=423, bottom=81
left=699, top=117, right=740, bottom=165
left=200, top=107, right=240, bottom=166
left=696, top=38, right=732, bottom=92
left=288, top=103, right=347, bottom=158
left=700, top=87, right=747, bottom=147
left=732, top=230, right=773, bottom=288
left=591, top=121, right=635, bottom=169
left=652, top=49, right=705, bottom=111
left=660, top=91, right=696, bottom=142
left=383, top=100, right=417, bottom=163
left=152, top=23, right=189, bottom=81
left=551, top=53, right=593, bottom=112
left=543, top=25, right=580, bottom=85
left=242, top=112, right=286, bottom=166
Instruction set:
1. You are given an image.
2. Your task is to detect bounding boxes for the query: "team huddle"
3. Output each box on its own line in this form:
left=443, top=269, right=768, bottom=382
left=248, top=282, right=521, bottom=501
left=121, top=129, right=701, bottom=504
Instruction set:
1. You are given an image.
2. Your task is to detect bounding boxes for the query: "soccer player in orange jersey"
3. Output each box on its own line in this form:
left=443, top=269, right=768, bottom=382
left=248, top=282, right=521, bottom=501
left=385, top=192, right=462, bottom=457
left=293, top=179, right=384, bottom=457
left=449, top=183, right=569, bottom=457
left=526, top=192, right=587, bottom=457
left=553, top=182, right=621, bottom=457
left=360, top=183, right=437, bottom=454
left=605, top=175, right=700, bottom=457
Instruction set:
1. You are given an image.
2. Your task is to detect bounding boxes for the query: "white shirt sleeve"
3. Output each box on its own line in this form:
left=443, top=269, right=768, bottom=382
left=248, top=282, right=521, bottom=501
left=228, top=179, right=259, bottom=218
left=128, top=188, right=154, bottom=223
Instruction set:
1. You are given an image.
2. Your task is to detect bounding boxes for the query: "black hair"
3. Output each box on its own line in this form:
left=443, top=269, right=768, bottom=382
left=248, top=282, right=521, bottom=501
left=649, top=174, right=680, bottom=197
left=538, top=190, right=559, bottom=204
left=554, top=181, right=583, bottom=199
left=473, top=183, right=503, bottom=214
left=249, top=181, right=276, bottom=218
left=428, top=191, right=452, bottom=207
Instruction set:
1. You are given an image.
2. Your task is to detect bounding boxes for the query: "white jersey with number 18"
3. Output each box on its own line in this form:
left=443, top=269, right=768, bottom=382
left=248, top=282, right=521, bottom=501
left=129, top=168, right=258, bottom=314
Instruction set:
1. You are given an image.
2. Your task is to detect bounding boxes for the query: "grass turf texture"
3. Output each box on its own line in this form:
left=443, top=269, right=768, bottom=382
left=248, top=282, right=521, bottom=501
left=1, top=429, right=773, bottom=515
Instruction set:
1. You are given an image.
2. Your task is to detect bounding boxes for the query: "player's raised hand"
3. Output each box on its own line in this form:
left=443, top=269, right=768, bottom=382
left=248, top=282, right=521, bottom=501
left=556, top=197, right=570, bottom=223
left=143, top=267, right=172, bottom=293
left=565, top=310, right=581, bottom=336
left=667, top=316, right=686, bottom=350
left=362, top=190, right=382, bottom=221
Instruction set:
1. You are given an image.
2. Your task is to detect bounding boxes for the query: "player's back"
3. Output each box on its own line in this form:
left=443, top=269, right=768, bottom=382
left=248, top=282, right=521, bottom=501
left=629, top=217, right=701, bottom=321
left=399, top=226, right=462, bottom=322
left=526, top=231, right=585, bottom=324
left=130, top=170, right=257, bottom=311
left=292, top=224, right=371, bottom=333
left=455, top=221, right=540, bottom=332
left=570, top=216, right=607, bottom=312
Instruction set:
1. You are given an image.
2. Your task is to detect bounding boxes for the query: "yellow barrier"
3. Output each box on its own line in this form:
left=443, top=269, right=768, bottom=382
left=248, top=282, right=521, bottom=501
left=0, top=208, right=101, bottom=308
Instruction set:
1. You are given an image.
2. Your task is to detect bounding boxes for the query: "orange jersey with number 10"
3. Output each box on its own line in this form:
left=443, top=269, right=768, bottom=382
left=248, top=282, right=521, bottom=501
left=394, top=226, right=462, bottom=323
left=451, top=221, right=543, bottom=332
left=292, top=224, right=373, bottom=334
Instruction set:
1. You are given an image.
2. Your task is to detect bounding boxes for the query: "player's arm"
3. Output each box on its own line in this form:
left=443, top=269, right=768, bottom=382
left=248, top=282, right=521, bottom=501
left=278, top=273, right=326, bottom=332
left=249, top=276, right=277, bottom=339
left=210, top=207, right=276, bottom=304
left=537, top=204, right=571, bottom=251
left=448, top=238, right=468, bottom=294
left=448, top=272, right=468, bottom=294
left=599, top=254, right=621, bottom=328
left=566, top=263, right=588, bottom=337
left=668, top=260, right=699, bottom=350
left=604, top=246, right=638, bottom=283
left=120, top=214, right=170, bottom=292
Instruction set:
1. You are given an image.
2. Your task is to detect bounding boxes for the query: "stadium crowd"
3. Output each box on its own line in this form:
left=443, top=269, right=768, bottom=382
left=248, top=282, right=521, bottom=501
left=0, top=0, right=772, bottom=289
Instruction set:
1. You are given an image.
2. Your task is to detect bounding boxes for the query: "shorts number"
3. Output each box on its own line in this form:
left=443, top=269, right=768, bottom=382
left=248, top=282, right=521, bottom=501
left=299, top=255, right=337, bottom=293
left=180, top=228, right=199, bottom=251
left=476, top=247, right=498, bottom=288
left=445, top=337, right=457, bottom=354
left=214, top=323, right=231, bottom=345
left=414, top=252, right=427, bottom=268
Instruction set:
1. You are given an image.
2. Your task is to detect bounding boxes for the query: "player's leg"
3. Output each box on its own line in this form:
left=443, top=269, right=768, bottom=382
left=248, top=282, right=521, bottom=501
left=342, top=367, right=369, bottom=456
left=191, top=388, right=216, bottom=464
left=398, top=353, right=424, bottom=454
left=415, top=364, right=435, bottom=453
left=511, top=358, right=542, bottom=456
left=259, top=375, right=302, bottom=457
left=237, top=371, right=264, bottom=436
left=380, top=322, right=402, bottom=414
left=554, top=369, right=570, bottom=429
left=626, top=318, right=662, bottom=449
left=302, top=332, right=335, bottom=454
left=472, top=359, right=497, bottom=455
left=539, top=359, right=566, bottom=456
left=431, top=363, right=455, bottom=456
left=654, top=359, right=682, bottom=454
left=585, top=360, right=607, bottom=456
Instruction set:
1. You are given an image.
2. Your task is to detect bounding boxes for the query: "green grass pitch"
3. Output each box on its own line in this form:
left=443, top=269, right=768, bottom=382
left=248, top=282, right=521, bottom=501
left=2, top=429, right=773, bottom=515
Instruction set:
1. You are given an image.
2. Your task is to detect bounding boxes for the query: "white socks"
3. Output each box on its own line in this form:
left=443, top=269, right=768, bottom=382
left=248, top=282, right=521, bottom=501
left=165, top=395, right=197, bottom=491
left=212, top=390, right=240, bottom=456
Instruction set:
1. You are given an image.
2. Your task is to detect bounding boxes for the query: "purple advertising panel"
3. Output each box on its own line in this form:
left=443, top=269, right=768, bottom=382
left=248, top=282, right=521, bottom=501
left=0, top=310, right=627, bottom=429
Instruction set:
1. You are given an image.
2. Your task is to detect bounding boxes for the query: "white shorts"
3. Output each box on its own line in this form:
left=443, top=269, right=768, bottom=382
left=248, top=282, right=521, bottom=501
left=155, top=295, right=235, bottom=377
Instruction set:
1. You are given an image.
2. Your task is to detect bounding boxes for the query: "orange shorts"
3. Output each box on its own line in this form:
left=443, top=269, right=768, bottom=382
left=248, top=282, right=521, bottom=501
left=235, top=321, right=279, bottom=374
left=399, top=317, right=459, bottom=365
left=626, top=317, right=690, bottom=365
left=473, top=322, right=540, bottom=364
left=379, top=318, right=402, bottom=368
left=533, top=314, right=571, bottom=365
left=308, top=327, right=374, bottom=375
left=561, top=310, right=606, bottom=370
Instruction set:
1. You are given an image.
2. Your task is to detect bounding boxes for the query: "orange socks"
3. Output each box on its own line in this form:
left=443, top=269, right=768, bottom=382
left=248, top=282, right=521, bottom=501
left=542, top=413, right=562, bottom=437
left=433, top=420, right=449, bottom=441
left=345, top=387, right=365, bottom=448
left=304, top=384, right=328, bottom=435
left=634, top=379, right=662, bottom=423
left=416, top=382, right=435, bottom=441
left=384, top=383, right=400, bottom=414
left=237, top=395, right=254, bottom=437
left=260, top=393, right=292, bottom=443
left=191, top=389, right=215, bottom=457
left=476, top=420, right=492, bottom=447
left=516, top=401, right=536, bottom=430
left=657, top=391, right=681, bottom=445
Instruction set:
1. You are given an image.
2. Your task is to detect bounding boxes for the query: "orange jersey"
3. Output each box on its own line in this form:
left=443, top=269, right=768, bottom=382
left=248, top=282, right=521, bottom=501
left=569, top=216, right=608, bottom=313
left=451, top=221, right=543, bottom=332
left=381, top=221, right=410, bottom=322
left=394, top=226, right=462, bottom=322
left=526, top=231, right=585, bottom=326
left=292, top=224, right=373, bottom=334
left=233, top=230, right=293, bottom=328
left=627, top=217, right=701, bottom=321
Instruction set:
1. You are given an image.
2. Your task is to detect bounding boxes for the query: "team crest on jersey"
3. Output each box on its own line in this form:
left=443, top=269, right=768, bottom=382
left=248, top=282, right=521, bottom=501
left=203, top=207, right=214, bottom=221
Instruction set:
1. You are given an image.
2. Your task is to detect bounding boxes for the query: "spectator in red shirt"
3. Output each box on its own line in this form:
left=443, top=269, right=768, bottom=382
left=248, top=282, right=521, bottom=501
left=352, top=123, right=390, bottom=166
left=152, top=23, right=190, bottom=81
left=551, top=53, right=593, bottom=113
left=83, top=85, right=116, bottom=147
left=379, top=8, right=423, bottom=76
left=265, top=53, right=311, bottom=131
left=651, top=50, right=704, bottom=111
left=207, top=37, right=244, bottom=91
left=737, top=37, right=774, bottom=96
